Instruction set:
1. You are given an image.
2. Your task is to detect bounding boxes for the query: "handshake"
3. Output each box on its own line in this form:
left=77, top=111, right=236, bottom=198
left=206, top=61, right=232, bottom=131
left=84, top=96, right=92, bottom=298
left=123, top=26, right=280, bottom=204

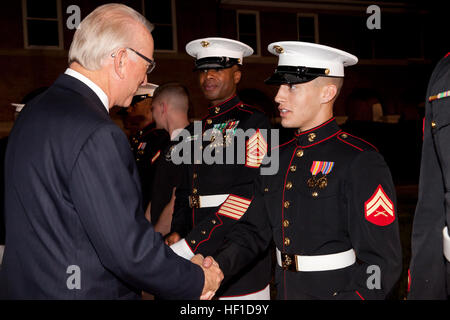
left=166, top=232, right=224, bottom=299
left=190, top=254, right=224, bottom=300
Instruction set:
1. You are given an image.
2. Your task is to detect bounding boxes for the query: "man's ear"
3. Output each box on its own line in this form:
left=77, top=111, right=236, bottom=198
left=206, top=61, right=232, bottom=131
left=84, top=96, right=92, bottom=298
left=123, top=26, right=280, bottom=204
left=320, top=83, right=338, bottom=104
left=233, top=68, right=242, bottom=85
left=160, top=101, right=168, bottom=114
left=113, top=49, right=127, bottom=79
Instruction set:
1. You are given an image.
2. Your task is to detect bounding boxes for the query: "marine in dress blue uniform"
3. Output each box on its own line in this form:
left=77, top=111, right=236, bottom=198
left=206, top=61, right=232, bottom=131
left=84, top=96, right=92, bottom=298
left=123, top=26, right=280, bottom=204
left=168, top=38, right=273, bottom=299
left=214, top=41, right=402, bottom=299
left=408, top=52, right=450, bottom=299
left=125, top=84, right=170, bottom=210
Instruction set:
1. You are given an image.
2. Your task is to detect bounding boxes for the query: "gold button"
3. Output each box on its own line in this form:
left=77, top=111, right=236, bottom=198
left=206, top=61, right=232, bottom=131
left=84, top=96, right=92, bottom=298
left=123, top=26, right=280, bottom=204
left=201, top=230, right=206, bottom=235
left=284, top=200, right=290, bottom=208
left=341, top=133, right=348, bottom=139
left=193, top=173, right=197, bottom=179
left=192, top=188, right=198, bottom=194
left=312, top=191, right=319, bottom=197
left=190, top=240, right=196, bottom=244
left=206, top=119, right=212, bottom=125
left=431, top=121, right=436, bottom=128
left=290, top=165, right=297, bottom=172
left=283, top=219, right=290, bottom=228
left=284, top=237, right=291, bottom=246
left=296, top=149, right=304, bottom=157
left=211, top=219, right=216, bottom=225
left=264, top=187, right=269, bottom=192
left=215, top=107, right=220, bottom=114
left=285, top=181, right=293, bottom=190
left=308, top=133, right=316, bottom=142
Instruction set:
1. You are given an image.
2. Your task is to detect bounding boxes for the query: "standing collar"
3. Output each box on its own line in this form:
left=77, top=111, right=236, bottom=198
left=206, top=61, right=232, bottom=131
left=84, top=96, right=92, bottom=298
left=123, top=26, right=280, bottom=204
left=64, top=68, right=109, bottom=113
left=207, top=94, right=241, bottom=117
left=295, top=118, right=341, bottom=148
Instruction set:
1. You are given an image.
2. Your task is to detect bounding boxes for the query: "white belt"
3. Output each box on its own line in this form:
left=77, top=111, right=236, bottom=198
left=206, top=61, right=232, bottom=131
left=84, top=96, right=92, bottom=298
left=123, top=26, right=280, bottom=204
left=276, top=247, right=356, bottom=272
left=190, top=194, right=229, bottom=208
left=0, top=245, right=4, bottom=265
left=443, top=227, right=450, bottom=262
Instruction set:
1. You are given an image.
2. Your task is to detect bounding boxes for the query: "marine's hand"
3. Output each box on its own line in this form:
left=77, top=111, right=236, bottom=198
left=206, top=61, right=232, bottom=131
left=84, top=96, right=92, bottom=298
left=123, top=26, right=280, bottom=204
left=191, top=254, right=223, bottom=300
left=165, top=232, right=181, bottom=246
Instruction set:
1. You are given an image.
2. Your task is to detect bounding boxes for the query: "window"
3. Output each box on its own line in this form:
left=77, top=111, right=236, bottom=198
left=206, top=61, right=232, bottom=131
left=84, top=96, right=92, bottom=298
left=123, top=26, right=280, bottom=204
left=297, top=14, right=318, bottom=43
left=22, top=0, right=63, bottom=49
left=237, top=10, right=260, bottom=56
left=143, top=0, right=177, bottom=52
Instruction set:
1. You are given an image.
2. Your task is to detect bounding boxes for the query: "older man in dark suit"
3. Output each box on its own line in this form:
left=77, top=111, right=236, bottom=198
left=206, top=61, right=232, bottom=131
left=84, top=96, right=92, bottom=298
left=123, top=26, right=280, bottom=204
left=0, top=3, right=222, bottom=299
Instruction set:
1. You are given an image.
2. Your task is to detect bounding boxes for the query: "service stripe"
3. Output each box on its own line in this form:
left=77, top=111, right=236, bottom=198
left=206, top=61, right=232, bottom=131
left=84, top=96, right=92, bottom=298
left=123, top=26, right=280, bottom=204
left=151, top=150, right=161, bottom=164
left=217, top=195, right=251, bottom=220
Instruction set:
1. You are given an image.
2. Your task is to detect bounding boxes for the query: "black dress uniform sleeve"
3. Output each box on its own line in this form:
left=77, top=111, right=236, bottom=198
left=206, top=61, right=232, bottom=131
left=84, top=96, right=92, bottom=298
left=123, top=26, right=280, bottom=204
left=343, top=150, right=402, bottom=299
left=214, top=175, right=273, bottom=278
left=408, top=55, right=450, bottom=299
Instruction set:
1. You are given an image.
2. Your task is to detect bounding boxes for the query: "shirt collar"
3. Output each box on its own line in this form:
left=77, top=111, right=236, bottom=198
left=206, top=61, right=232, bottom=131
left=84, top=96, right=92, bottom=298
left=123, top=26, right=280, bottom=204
left=64, top=68, right=109, bottom=113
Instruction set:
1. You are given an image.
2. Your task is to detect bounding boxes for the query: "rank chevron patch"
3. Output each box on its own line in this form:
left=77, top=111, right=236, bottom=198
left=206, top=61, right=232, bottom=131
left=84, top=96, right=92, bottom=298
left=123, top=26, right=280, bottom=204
left=217, top=195, right=252, bottom=220
left=246, top=129, right=268, bottom=168
left=364, top=184, right=395, bottom=226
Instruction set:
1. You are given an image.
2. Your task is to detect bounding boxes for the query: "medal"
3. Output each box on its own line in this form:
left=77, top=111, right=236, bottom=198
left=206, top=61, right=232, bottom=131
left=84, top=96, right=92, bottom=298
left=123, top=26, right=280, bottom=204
left=308, top=161, right=334, bottom=193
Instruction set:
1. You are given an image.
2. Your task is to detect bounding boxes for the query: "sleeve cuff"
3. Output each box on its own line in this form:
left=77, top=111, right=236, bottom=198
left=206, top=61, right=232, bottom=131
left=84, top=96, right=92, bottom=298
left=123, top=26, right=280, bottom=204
left=170, top=239, right=195, bottom=260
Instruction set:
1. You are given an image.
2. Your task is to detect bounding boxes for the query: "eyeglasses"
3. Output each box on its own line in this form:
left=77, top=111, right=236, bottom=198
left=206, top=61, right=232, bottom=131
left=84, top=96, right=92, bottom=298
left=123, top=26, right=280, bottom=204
left=111, top=47, right=156, bottom=74
left=126, top=48, right=156, bottom=74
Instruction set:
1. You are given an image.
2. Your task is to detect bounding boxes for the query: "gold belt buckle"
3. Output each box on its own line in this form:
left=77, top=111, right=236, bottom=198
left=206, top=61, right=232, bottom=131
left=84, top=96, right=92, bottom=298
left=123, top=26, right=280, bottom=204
left=189, top=194, right=200, bottom=208
left=281, top=252, right=297, bottom=272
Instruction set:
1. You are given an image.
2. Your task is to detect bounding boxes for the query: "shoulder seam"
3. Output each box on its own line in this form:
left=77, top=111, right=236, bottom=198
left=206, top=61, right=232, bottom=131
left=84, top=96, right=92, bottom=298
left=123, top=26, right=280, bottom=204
left=340, top=131, right=378, bottom=152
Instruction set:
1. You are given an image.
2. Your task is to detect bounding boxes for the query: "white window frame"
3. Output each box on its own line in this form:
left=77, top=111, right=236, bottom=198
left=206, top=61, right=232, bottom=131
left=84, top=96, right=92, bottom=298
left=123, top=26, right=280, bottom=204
left=142, top=0, right=178, bottom=53
left=22, top=0, right=64, bottom=50
left=236, top=10, right=261, bottom=57
left=297, top=13, right=319, bottom=43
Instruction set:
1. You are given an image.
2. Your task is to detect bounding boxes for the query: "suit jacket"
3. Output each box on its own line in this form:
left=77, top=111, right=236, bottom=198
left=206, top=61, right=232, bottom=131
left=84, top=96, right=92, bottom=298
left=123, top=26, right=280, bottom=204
left=0, top=74, right=203, bottom=299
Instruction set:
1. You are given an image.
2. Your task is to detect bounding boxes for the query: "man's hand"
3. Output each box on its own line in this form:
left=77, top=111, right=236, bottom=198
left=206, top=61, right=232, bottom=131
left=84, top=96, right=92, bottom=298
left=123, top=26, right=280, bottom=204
left=165, top=232, right=181, bottom=246
left=191, top=254, right=224, bottom=300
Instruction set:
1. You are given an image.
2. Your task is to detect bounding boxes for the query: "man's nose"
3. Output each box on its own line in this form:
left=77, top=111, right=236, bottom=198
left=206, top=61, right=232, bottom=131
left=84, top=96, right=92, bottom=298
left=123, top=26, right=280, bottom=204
left=204, top=69, right=217, bottom=78
left=274, top=86, right=286, bottom=104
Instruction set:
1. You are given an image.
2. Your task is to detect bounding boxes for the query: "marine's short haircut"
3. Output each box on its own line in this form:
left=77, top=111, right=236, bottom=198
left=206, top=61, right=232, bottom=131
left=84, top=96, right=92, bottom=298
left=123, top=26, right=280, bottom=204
left=152, top=82, right=190, bottom=113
